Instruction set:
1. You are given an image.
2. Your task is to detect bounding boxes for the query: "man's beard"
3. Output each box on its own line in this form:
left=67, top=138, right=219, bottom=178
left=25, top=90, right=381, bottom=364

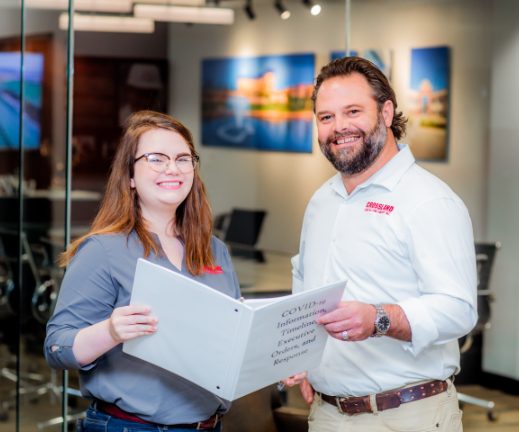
left=319, top=113, right=388, bottom=175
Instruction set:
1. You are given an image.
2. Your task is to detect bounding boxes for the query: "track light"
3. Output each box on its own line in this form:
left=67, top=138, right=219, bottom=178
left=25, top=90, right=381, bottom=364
left=274, top=0, right=290, bottom=20
left=244, top=0, right=256, bottom=20
left=302, top=0, right=321, bottom=16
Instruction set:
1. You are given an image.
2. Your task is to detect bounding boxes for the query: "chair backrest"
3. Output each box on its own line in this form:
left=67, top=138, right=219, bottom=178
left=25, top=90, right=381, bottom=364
left=474, top=241, right=500, bottom=331
left=223, top=209, right=266, bottom=248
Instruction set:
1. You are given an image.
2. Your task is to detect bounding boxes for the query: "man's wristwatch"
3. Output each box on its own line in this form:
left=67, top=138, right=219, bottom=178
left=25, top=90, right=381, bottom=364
left=371, top=304, right=390, bottom=337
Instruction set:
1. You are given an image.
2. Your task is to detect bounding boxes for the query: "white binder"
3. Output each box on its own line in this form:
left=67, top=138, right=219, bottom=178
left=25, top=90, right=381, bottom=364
left=123, top=258, right=345, bottom=401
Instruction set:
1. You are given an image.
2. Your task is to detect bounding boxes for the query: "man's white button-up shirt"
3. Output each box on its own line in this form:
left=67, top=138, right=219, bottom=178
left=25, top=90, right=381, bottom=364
left=292, top=145, right=477, bottom=396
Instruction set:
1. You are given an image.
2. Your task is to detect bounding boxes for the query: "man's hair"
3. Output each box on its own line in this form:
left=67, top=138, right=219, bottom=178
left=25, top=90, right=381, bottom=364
left=312, top=56, right=407, bottom=140
left=59, top=110, right=215, bottom=275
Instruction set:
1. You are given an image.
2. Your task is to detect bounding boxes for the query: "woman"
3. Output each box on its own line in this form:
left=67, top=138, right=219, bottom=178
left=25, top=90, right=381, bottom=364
left=45, top=110, right=240, bottom=431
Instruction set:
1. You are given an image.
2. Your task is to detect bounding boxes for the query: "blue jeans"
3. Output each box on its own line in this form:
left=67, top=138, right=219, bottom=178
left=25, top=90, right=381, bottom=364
left=77, top=407, right=222, bottom=432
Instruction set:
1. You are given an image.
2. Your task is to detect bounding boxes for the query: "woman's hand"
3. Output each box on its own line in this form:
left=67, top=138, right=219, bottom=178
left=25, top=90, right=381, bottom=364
left=73, top=304, right=158, bottom=366
left=108, top=305, right=158, bottom=343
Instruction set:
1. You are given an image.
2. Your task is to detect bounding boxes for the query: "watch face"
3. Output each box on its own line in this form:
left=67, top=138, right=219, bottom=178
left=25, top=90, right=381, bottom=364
left=377, top=315, right=390, bottom=332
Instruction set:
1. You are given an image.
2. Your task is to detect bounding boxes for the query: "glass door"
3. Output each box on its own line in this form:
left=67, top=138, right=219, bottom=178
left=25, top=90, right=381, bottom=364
left=0, top=1, right=74, bottom=431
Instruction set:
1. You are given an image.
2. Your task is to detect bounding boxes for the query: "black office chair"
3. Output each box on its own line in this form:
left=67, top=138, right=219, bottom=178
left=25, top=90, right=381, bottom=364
left=214, top=208, right=267, bottom=263
left=457, top=241, right=501, bottom=421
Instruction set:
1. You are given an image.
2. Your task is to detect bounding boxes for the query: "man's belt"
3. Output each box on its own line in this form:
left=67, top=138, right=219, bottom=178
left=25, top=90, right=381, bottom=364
left=319, top=379, right=448, bottom=416
left=96, top=400, right=221, bottom=430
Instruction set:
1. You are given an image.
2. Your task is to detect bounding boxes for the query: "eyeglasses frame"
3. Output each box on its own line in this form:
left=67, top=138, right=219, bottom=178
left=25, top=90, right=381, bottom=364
left=134, top=152, right=200, bottom=174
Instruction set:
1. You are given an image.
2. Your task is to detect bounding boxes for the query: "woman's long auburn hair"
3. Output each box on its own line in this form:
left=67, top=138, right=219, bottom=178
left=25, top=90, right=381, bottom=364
left=59, top=110, right=215, bottom=275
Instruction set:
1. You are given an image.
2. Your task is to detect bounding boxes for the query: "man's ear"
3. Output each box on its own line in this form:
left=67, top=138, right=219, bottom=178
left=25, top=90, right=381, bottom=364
left=381, top=100, right=394, bottom=128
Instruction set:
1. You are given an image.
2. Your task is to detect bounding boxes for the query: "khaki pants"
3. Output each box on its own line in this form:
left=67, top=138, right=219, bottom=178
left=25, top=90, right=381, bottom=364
left=308, top=380, right=463, bottom=432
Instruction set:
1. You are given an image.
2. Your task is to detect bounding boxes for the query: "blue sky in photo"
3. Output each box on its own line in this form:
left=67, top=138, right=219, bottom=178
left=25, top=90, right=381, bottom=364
left=202, top=53, right=315, bottom=90
left=410, top=46, right=449, bottom=91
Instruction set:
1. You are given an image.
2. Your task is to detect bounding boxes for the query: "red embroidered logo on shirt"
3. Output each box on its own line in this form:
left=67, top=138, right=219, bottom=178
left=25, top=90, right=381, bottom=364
left=203, top=265, right=224, bottom=274
left=364, top=201, right=394, bottom=215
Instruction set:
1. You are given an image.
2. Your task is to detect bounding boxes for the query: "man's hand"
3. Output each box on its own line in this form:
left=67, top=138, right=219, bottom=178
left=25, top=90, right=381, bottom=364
left=317, top=302, right=412, bottom=342
left=316, top=301, right=376, bottom=341
left=108, top=305, right=158, bottom=343
left=282, top=372, right=315, bottom=405
left=299, top=378, right=315, bottom=405
left=283, top=371, right=307, bottom=387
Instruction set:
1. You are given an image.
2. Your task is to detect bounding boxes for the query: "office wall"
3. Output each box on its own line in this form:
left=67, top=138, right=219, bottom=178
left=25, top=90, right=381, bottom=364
left=167, top=0, right=491, bottom=254
left=484, top=0, right=519, bottom=380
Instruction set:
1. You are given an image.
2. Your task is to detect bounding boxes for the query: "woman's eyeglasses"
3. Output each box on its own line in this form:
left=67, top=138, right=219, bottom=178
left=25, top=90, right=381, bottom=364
left=134, top=152, right=199, bottom=174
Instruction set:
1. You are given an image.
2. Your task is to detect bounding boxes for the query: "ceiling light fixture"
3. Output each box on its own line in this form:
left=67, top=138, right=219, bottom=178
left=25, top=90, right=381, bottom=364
left=274, top=0, right=290, bottom=20
left=302, top=0, right=321, bottom=16
left=134, top=4, right=234, bottom=25
left=59, top=13, right=155, bottom=33
left=26, top=0, right=133, bottom=13
left=244, top=0, right=256, bottom=20
left=136, top=0, right=205, bottom=5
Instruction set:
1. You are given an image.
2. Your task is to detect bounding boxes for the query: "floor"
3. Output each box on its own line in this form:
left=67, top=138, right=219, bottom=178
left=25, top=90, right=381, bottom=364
left=459, top=385, right=519, bottom=431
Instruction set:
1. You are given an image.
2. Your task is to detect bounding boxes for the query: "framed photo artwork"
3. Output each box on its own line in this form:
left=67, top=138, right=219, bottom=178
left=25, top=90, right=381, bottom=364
left=201, top=53, right=315, bottom=153
left=406, top=46, right=450, bottom=161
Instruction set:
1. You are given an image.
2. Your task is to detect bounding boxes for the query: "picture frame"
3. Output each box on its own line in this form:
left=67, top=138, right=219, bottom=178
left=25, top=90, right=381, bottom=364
left=201, top=53, right=315, bottom=153
left=406, top=46, right=450, bottom=161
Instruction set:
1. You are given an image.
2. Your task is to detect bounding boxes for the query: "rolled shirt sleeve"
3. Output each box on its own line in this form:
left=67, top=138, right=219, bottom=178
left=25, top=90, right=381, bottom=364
left=399, top=196, right=478, bottom=356
left=45, top=237, right=116, bottom=370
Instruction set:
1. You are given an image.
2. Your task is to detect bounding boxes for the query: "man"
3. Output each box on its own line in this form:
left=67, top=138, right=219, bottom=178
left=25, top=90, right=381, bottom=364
left=288, top=57, right=477, bottom=431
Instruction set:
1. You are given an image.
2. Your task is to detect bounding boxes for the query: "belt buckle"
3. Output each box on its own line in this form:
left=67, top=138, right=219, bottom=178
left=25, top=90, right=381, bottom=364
left=196, top=414, right=220, bottom=430
left=335, top=397, right=346, bottom=414
left=335, top=396, right=372, bottom=416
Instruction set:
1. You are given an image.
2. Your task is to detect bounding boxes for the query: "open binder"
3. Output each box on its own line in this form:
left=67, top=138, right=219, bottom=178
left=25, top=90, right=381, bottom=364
left=123, top=259, right=345, bottom=401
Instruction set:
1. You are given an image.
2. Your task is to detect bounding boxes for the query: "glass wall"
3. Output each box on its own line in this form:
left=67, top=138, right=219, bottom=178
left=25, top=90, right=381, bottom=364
left=0, top=1, right=73, bottom=431
left=0, top=1, right=22, bottom=429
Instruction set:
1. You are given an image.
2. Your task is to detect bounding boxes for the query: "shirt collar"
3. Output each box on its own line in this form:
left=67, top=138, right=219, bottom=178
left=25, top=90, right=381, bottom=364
left=328, top=144, right=415, bottom=198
